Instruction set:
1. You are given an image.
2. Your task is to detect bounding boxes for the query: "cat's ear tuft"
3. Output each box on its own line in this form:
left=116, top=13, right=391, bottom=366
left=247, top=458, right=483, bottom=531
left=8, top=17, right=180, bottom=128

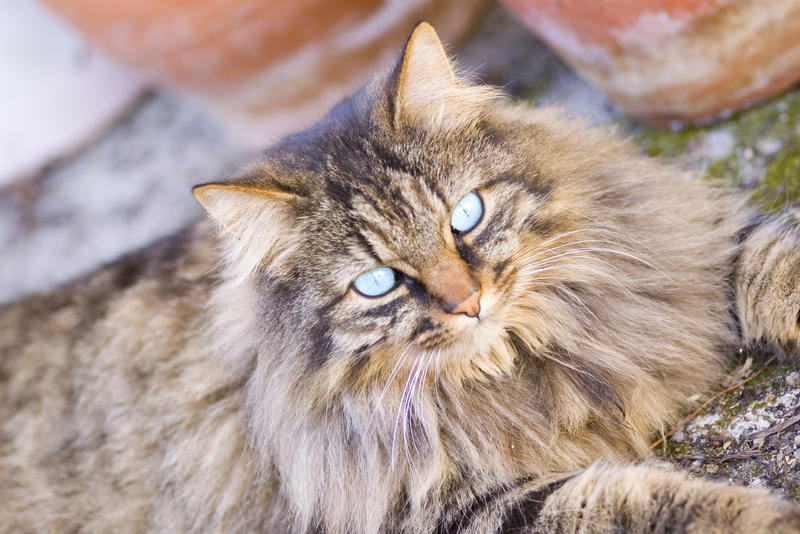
left=392, top=22, right=498, bottom=128
left=193, top=181, right=299, bottom=281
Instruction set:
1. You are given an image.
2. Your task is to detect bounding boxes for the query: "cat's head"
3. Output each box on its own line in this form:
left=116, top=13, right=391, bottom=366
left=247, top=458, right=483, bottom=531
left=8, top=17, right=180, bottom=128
left=194, top=23, right=604, bottom=393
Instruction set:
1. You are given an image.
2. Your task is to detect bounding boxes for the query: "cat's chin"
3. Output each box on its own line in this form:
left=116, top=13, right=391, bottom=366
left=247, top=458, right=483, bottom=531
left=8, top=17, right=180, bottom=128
left=415, top=316, right=516, bottom=384
left=408, top=289, right=518, bottom=382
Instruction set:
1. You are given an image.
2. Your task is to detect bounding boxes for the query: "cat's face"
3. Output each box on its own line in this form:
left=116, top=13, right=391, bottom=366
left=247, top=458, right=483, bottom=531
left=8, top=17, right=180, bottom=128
left=290, top=127, right=559, bottom=382
left=195, top=24, right=575, bottom=389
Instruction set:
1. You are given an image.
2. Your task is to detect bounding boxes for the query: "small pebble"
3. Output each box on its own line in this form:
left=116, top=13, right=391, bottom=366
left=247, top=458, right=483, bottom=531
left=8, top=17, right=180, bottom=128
left=794, top=435, right=800, bottom=448
left=786, top=371, right=800, bottom=388
left=777, top=392, right=797, bottom=407
left=672, top=430, right=686, bottom=443
left=706, top=464, right=719, bottom=474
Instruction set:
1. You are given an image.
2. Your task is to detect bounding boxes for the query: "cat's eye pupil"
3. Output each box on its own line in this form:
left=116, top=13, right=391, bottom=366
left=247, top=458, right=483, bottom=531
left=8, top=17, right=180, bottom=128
left=450, top=192, right=484, bottom=233
left=354, top=267, right=397, bottom=297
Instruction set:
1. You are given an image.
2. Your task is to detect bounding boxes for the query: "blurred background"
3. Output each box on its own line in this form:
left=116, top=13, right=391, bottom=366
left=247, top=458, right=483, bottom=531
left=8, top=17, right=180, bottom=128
left=4, top=0, right=800, bottom=304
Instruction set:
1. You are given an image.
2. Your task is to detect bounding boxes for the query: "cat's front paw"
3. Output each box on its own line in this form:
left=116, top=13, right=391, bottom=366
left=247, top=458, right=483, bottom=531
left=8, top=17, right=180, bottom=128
left=735, top=220, right=800, bottom=354
left=721, top=490, right=800, bottom=534
left=533, top=463, right=800, bottom=534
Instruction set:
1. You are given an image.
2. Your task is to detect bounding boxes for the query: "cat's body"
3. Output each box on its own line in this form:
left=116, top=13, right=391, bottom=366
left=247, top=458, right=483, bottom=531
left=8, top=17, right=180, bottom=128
left=0, top=224, right=276, bottom=531
left=3, top=23, right=800, bottom=533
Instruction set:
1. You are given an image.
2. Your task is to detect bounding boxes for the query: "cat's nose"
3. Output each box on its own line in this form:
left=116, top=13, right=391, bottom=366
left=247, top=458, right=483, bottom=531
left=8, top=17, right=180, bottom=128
left=451, top=290, right=481, bottom=318
left=425, top=255, right=481, bottom=318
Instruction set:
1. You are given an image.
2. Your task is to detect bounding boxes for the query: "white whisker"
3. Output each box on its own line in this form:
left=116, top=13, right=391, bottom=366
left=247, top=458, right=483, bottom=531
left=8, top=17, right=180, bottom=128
left=553, top=284, right=602, bottom=324
left=519, top=254, right=622, bottom=278
left=391, top=354, right=419, bottom=469
left=511, top=237, right=623, bottom=265
left=407, top=357, right=426, bottom=455
left=516, top=261, right=639, bottom=301
left=433, top=348, right=444, bottom=407
left=368, top=346, right=412, bottom=431
left=392, top=352, right=425, bottom=469
left=517, top=240, right=667, bottom=279
left=561, top=208, right=665, bottom=257
left=412, top=350, right=436, bottom=452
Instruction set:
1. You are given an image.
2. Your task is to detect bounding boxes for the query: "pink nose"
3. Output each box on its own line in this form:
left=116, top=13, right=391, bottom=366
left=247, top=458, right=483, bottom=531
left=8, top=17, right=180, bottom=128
left=451, top=290, right=481, bottom=318
left=424, top=252, right=481, bottom=317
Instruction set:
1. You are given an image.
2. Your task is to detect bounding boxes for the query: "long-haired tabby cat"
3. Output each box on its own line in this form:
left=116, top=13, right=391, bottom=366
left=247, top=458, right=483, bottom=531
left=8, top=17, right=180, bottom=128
left=3, top=22, right=800, bottom=533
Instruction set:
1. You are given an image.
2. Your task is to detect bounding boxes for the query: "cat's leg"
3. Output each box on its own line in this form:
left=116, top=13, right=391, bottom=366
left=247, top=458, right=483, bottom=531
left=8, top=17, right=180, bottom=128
left=734, top=218, right=800, bottom=352
left=438, top=463, right=800, bottom=534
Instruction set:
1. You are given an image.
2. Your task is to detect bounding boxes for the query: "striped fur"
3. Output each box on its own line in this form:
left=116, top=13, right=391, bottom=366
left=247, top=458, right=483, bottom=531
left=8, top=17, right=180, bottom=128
left=442, top=464, right=800, bottom=533
left=2, top=22, right=800, bottom=533
left=735, top=217, right=800, bottom=351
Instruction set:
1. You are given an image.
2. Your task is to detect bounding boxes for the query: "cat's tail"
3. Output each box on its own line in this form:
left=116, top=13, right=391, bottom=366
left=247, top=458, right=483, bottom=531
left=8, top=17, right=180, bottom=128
left=435, top=462, right=800, bottom=534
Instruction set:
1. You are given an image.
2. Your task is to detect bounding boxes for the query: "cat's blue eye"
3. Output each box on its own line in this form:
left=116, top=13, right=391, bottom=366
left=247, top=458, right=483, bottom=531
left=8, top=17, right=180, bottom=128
left=450, top=192, right=484, bottom=233
left=353, top=267, right=397, bottom=297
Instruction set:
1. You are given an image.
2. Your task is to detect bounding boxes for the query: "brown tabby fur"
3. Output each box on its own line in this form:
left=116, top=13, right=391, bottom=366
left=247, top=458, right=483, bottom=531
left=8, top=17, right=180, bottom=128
left=2, top=23, right=800, bottom=533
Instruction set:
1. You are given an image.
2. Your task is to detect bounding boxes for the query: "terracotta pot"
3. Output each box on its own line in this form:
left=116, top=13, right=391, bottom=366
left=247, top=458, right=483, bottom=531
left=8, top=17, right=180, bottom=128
left=500, top=0, right=800, bottom=125
left=44, top=0, right=489, bottom=143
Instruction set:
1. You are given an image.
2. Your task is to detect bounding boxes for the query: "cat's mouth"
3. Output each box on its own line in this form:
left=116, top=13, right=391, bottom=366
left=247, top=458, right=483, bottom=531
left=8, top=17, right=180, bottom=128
left=414, top=286, right=511, bottom=364
left=349, top=289, right=515, bottom=395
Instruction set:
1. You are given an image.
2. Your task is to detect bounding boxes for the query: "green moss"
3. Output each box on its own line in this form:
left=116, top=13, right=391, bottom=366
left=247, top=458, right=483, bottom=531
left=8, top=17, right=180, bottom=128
left=631, top=123, right=701, bottom=159
left=623, top=85, right=800, bottom=211
left=660, top=440, right=688, bottom=458
left=723, top=91, right=800, bottom=142
left=707, top=89, right=800, bottom=210
left=751, top=144, right=800, bottom=212
left=706, top=155, right=741, bottom=182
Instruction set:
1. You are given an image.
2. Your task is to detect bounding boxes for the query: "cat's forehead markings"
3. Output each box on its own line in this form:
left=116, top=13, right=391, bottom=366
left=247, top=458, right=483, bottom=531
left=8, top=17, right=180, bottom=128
left=409, top=171, right=450, bottom=209
left=356, top=227, right=399, bottom=265
left=446, top=165, right=483, bottom=192
left=352, top=179, right=438, bottom=224
left=349, top=229, right=383, bottom=263
left=348, top=201, right=445, bottom=269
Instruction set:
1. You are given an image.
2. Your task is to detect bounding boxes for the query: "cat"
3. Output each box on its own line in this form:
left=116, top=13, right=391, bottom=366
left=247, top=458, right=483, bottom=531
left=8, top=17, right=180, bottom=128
left=2, top=21, right=800, bottom=533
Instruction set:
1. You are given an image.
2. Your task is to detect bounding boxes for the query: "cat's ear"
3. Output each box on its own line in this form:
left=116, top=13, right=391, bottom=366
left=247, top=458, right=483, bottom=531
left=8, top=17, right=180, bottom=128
left=392, top=22, right=497, bottom=128
left=193, top=180, right=299, bottom=280
left=192, top=182, right=296, bottom=238
left=394, top=22, right=458, bottom=117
